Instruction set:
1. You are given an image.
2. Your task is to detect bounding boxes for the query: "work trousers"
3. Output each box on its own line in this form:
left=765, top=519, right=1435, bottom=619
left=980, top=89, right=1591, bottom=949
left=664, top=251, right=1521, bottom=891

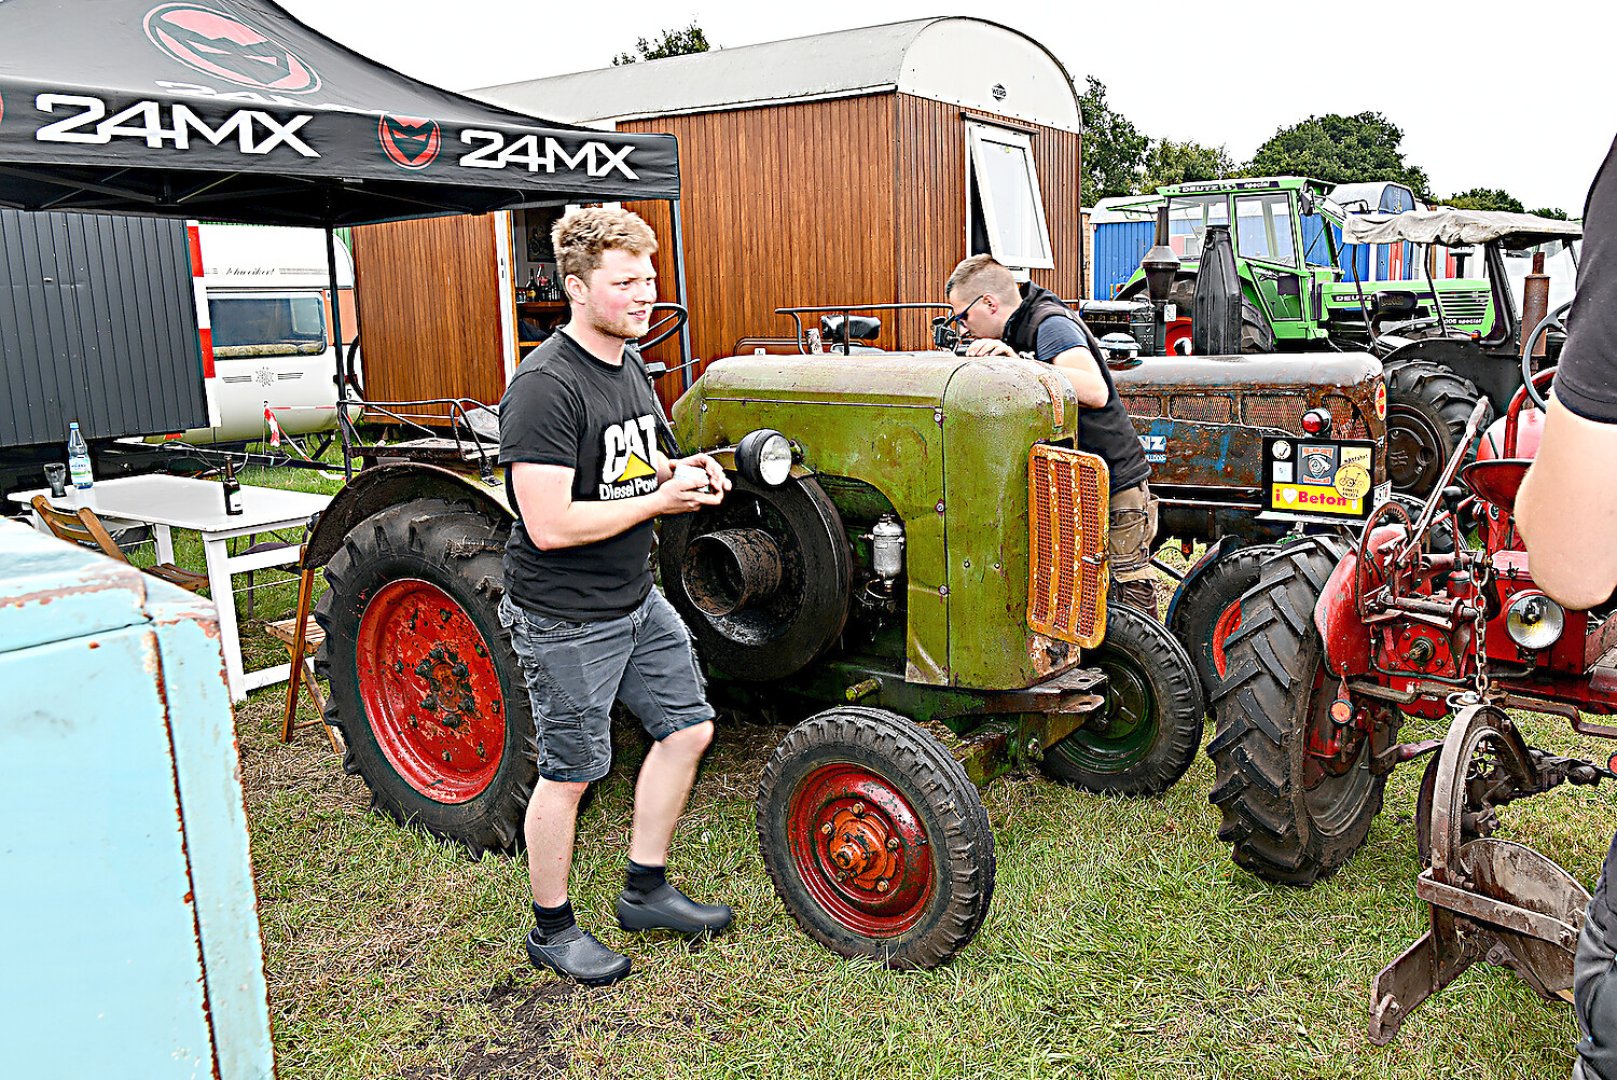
left=1109, top=479, right=1159, bottom=617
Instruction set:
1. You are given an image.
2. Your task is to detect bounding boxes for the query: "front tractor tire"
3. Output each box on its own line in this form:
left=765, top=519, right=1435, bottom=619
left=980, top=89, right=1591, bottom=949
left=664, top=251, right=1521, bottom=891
left=1208, top=537, right=1386, bottom=885
left=1038, top=604, right=1205, bottom=795
left=314, top=499, right=535, bottom=855
left=757, top=707, right=995, bottom=969
left=1169, top=544, right=1281, bottom=701
left=1383, top=357, right=1486, bottom=497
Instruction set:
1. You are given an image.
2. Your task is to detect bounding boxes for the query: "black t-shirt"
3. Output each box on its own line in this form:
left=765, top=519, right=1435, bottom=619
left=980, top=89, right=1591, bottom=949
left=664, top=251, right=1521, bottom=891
left=1550, top=135, right=1617, bottom=422
left=498, top=332, right=663, bottom=620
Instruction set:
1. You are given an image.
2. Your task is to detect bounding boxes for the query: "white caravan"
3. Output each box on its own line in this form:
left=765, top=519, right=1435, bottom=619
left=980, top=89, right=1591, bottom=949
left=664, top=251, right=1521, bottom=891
left=178, top=224, right=358, bottom=444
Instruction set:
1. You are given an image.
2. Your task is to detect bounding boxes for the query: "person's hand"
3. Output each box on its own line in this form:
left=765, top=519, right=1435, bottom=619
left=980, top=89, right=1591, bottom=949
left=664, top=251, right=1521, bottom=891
left=964, top=338, right=1016, bottom=358
left=676, top=452, right=732, bottom=495
left=658, top=464, right=725, bottom=515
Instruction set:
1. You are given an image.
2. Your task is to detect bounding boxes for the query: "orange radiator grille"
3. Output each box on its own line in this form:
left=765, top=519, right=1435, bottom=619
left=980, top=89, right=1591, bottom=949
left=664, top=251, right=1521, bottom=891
left=1028, top=445, right=1109, bottom=648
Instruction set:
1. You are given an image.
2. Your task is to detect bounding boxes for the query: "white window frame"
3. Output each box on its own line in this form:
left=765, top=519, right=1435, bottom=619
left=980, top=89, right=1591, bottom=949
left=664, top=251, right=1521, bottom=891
left=965, top=122, right=1054, bottom=270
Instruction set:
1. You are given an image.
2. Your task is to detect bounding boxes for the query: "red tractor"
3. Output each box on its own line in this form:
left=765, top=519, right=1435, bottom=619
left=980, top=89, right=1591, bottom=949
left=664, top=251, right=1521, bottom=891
left=1209, top=316, right=1617, bottom=1041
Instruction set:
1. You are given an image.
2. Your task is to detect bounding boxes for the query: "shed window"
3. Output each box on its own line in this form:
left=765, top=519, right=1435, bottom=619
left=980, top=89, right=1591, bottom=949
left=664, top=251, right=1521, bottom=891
left=966, top=124, right=1053, bottom=270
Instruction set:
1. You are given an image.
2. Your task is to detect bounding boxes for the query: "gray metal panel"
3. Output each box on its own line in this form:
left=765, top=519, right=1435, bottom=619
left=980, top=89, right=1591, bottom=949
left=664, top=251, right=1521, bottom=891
left=1, top=208, right=206, bottom=448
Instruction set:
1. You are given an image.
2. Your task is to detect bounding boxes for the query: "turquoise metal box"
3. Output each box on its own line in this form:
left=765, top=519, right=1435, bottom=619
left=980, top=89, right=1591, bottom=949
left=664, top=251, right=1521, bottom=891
left=0, top=518, right=274, bottom=1079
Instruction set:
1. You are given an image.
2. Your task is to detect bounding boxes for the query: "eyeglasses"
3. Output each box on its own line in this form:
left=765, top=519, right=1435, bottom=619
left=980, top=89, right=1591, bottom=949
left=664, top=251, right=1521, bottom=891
left=946, top=294, right=988, bottom=327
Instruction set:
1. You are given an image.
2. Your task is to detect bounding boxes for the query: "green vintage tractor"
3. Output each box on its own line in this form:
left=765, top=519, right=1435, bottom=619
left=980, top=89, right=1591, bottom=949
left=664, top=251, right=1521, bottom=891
left=786, top=301, right=1390, bottom=703
left=305, top=343, right=1205, bottom=969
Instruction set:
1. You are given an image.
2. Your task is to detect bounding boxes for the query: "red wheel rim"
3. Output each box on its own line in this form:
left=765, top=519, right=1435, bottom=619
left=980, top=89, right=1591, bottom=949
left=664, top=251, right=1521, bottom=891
left=786, top=763, right=935, bottom=937
left=356, top=578, right=506, bottom=802
left=1211, top=598, right=1243, bottom=677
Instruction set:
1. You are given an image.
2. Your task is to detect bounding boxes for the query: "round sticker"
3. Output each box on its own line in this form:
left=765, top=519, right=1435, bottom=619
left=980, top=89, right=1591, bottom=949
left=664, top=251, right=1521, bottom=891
left=1334, top=464, right=1371, bottom=501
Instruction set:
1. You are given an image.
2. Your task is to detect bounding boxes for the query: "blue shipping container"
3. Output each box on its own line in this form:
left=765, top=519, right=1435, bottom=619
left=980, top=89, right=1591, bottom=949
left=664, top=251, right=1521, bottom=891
left=1091, top=220, right=1155, bottom=299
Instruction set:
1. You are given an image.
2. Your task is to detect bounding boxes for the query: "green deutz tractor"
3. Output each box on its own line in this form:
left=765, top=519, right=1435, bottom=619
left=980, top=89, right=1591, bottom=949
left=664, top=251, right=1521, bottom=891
left=1105, top=177, right=1525, bottom=495
left=305, top=343, right=1207, bottom=969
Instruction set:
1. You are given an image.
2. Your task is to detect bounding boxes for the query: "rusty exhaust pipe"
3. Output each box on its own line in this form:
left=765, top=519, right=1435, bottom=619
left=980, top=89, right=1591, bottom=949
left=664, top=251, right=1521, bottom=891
left=1521, top=251, right=1551, bottom=359
left=682, top=529, right=783, bottom=617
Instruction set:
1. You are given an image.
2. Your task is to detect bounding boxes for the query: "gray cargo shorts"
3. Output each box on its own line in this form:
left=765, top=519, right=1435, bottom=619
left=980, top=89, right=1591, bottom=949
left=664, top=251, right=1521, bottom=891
left=497, top=588, right=715, bottom=783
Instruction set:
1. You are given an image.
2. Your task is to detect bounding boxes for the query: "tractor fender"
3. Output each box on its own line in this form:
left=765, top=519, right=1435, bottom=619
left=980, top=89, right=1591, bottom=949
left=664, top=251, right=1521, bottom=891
left=1164, top=536, right=1242, bottom=628
left=1313, top=542, right=1375, bottom=676
left=1478, top=407, right=1545, bottom=461
left=304, top=462, right=513, bottom=570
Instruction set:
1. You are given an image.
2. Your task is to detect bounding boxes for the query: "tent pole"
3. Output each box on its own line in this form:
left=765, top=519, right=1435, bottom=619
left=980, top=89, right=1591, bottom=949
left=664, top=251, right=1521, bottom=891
left=670, top=198, right=693, bottom=392
left=327, top=226, right=353, bottom=480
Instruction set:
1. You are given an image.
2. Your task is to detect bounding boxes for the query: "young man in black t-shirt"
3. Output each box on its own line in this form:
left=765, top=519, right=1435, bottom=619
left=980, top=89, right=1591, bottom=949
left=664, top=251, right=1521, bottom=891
left=944, top=255, right=1159, bottom=614
left=1517, top=135, right=1617, bottom=1080
left=498, top=208, right=733, bottom=986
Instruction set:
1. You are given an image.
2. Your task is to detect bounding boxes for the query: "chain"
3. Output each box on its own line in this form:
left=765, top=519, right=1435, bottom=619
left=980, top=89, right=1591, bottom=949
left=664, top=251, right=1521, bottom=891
left=1470, top=551, right=1492, bottom=698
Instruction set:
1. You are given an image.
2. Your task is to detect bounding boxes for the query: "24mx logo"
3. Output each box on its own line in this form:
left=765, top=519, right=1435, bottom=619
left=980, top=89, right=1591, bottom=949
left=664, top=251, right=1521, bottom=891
left=378, top=115, right=440, bottom=170
left=34, top=94, right=317, bottom=157
left=458, top=130, right=638, bottom=180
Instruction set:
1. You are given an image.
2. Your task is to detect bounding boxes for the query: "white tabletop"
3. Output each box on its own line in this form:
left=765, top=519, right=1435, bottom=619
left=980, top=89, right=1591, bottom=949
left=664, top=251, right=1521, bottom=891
left=9, top=474, right=330, bottom=534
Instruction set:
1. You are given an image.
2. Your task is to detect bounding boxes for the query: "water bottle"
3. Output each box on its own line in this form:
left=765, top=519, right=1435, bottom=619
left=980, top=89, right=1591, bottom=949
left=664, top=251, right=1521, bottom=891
left=67, top=422, right=93, bottom=491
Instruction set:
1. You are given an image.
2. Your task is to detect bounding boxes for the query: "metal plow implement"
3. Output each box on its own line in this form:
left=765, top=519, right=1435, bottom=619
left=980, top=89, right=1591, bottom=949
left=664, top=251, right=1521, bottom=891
left=1369, top=700, right=1600, bottom=1043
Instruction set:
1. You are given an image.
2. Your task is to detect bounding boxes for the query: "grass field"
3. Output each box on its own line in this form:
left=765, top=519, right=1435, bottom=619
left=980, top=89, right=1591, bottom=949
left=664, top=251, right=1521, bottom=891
left=193, top=452, right=1608, bottom=1079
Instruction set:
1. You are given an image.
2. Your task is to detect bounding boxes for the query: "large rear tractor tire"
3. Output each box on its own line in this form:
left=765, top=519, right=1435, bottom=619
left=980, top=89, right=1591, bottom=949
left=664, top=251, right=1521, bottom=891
left=314, top=499, right=535, bottom=855
left=1384, top=358, right=1486, bottom=497
left=1039, top=604, right=1205, bottom=795
left=1169, top=543, right=1281, bottom=701
left=1240, top=297, right=1275, bottom=353
left=1207, top=536, right=1388, bottom=885
left=757, top=707, right=995, bottom=969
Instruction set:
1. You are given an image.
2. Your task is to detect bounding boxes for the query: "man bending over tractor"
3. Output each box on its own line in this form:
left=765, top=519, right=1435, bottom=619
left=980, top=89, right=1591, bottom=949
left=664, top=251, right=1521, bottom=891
left=498, top=207, right=733, bottom=986
left=1517, top=133, right=1617, bottom=1080
left=944, top=255, right=1158, bottom=613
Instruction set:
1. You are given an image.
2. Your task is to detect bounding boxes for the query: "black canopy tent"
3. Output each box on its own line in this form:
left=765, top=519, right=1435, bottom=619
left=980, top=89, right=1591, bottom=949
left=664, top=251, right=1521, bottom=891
left=0, top=0, right=690, bottom=457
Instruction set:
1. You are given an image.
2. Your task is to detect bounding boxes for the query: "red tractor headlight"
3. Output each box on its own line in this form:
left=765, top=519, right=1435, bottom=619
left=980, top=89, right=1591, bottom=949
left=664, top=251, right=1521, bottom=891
left=1505, top=591, right=1564, bottom=651
left=1301, top=408, right=1332, bottom=436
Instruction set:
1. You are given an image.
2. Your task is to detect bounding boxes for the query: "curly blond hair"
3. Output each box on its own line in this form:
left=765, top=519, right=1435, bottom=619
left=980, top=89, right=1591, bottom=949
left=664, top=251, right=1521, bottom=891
left=552, top=207, right=658, bottom=283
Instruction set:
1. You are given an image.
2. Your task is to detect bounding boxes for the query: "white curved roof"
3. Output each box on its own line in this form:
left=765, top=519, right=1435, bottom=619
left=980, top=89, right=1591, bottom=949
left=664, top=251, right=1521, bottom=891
left=472, top=18, right=1080, bottom=133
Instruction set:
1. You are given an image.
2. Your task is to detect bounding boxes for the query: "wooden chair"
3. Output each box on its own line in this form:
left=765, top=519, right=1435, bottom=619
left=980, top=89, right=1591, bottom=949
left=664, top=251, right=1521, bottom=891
left=264, top=545, right=342, bottom=753
left=31, top=495, right=210, bottom=594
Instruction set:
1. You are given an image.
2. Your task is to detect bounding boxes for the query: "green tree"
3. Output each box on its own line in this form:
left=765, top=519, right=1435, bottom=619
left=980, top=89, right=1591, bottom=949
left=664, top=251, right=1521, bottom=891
left=613, top=21, right=712, bottom=65
left=1139, top=139, right=1235, bottom=193
left=1078, top=76, right=1149, bottom=206
left=1529, top=206, right=1570, bottom=220
left=1246, top=111, right=1429, bottom=196
left=1443, top=187, right=1525, bottom=213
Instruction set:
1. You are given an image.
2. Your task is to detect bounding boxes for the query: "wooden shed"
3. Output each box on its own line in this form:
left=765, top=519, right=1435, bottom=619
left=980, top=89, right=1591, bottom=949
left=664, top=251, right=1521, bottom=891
left=352, top=17, right=1082, bottom=410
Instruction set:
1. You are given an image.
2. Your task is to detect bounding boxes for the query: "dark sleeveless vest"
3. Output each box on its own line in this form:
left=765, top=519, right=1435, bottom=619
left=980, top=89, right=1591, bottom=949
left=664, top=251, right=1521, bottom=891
left=1001, top=282, right=1150, bottom=493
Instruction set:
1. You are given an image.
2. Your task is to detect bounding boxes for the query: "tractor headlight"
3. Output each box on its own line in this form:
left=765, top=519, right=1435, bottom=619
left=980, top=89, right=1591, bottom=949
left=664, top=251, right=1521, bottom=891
left=1505, top=591, right=1564, bottom=651
left=736, top=429, right=793, bottom=487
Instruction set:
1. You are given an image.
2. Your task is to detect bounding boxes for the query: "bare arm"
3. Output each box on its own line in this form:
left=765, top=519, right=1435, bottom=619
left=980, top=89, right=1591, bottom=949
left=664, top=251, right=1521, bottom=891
left=1516, top=400, right=1617, bottom=609
left=1047, top=345, right=1109, bottom=408
left=511, top=461, right=720, bottom=551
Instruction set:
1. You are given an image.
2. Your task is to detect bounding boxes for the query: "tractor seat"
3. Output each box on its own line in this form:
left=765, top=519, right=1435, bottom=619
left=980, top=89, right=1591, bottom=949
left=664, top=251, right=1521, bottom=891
left=1460, top=458, right=1531, bottom=513
left=819, top=315, right=881, bottom=343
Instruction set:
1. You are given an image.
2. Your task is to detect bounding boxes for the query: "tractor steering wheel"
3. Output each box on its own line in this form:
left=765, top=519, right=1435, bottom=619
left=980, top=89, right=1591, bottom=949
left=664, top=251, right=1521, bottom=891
left=638, top=303, right=689, bottom=352
left=1521, top=299, right=1574, bottom=410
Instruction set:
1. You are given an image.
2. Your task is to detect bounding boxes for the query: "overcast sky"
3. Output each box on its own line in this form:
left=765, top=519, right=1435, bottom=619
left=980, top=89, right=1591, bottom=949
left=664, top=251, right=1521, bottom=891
left=279, top=0, right=1613, bottom=214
